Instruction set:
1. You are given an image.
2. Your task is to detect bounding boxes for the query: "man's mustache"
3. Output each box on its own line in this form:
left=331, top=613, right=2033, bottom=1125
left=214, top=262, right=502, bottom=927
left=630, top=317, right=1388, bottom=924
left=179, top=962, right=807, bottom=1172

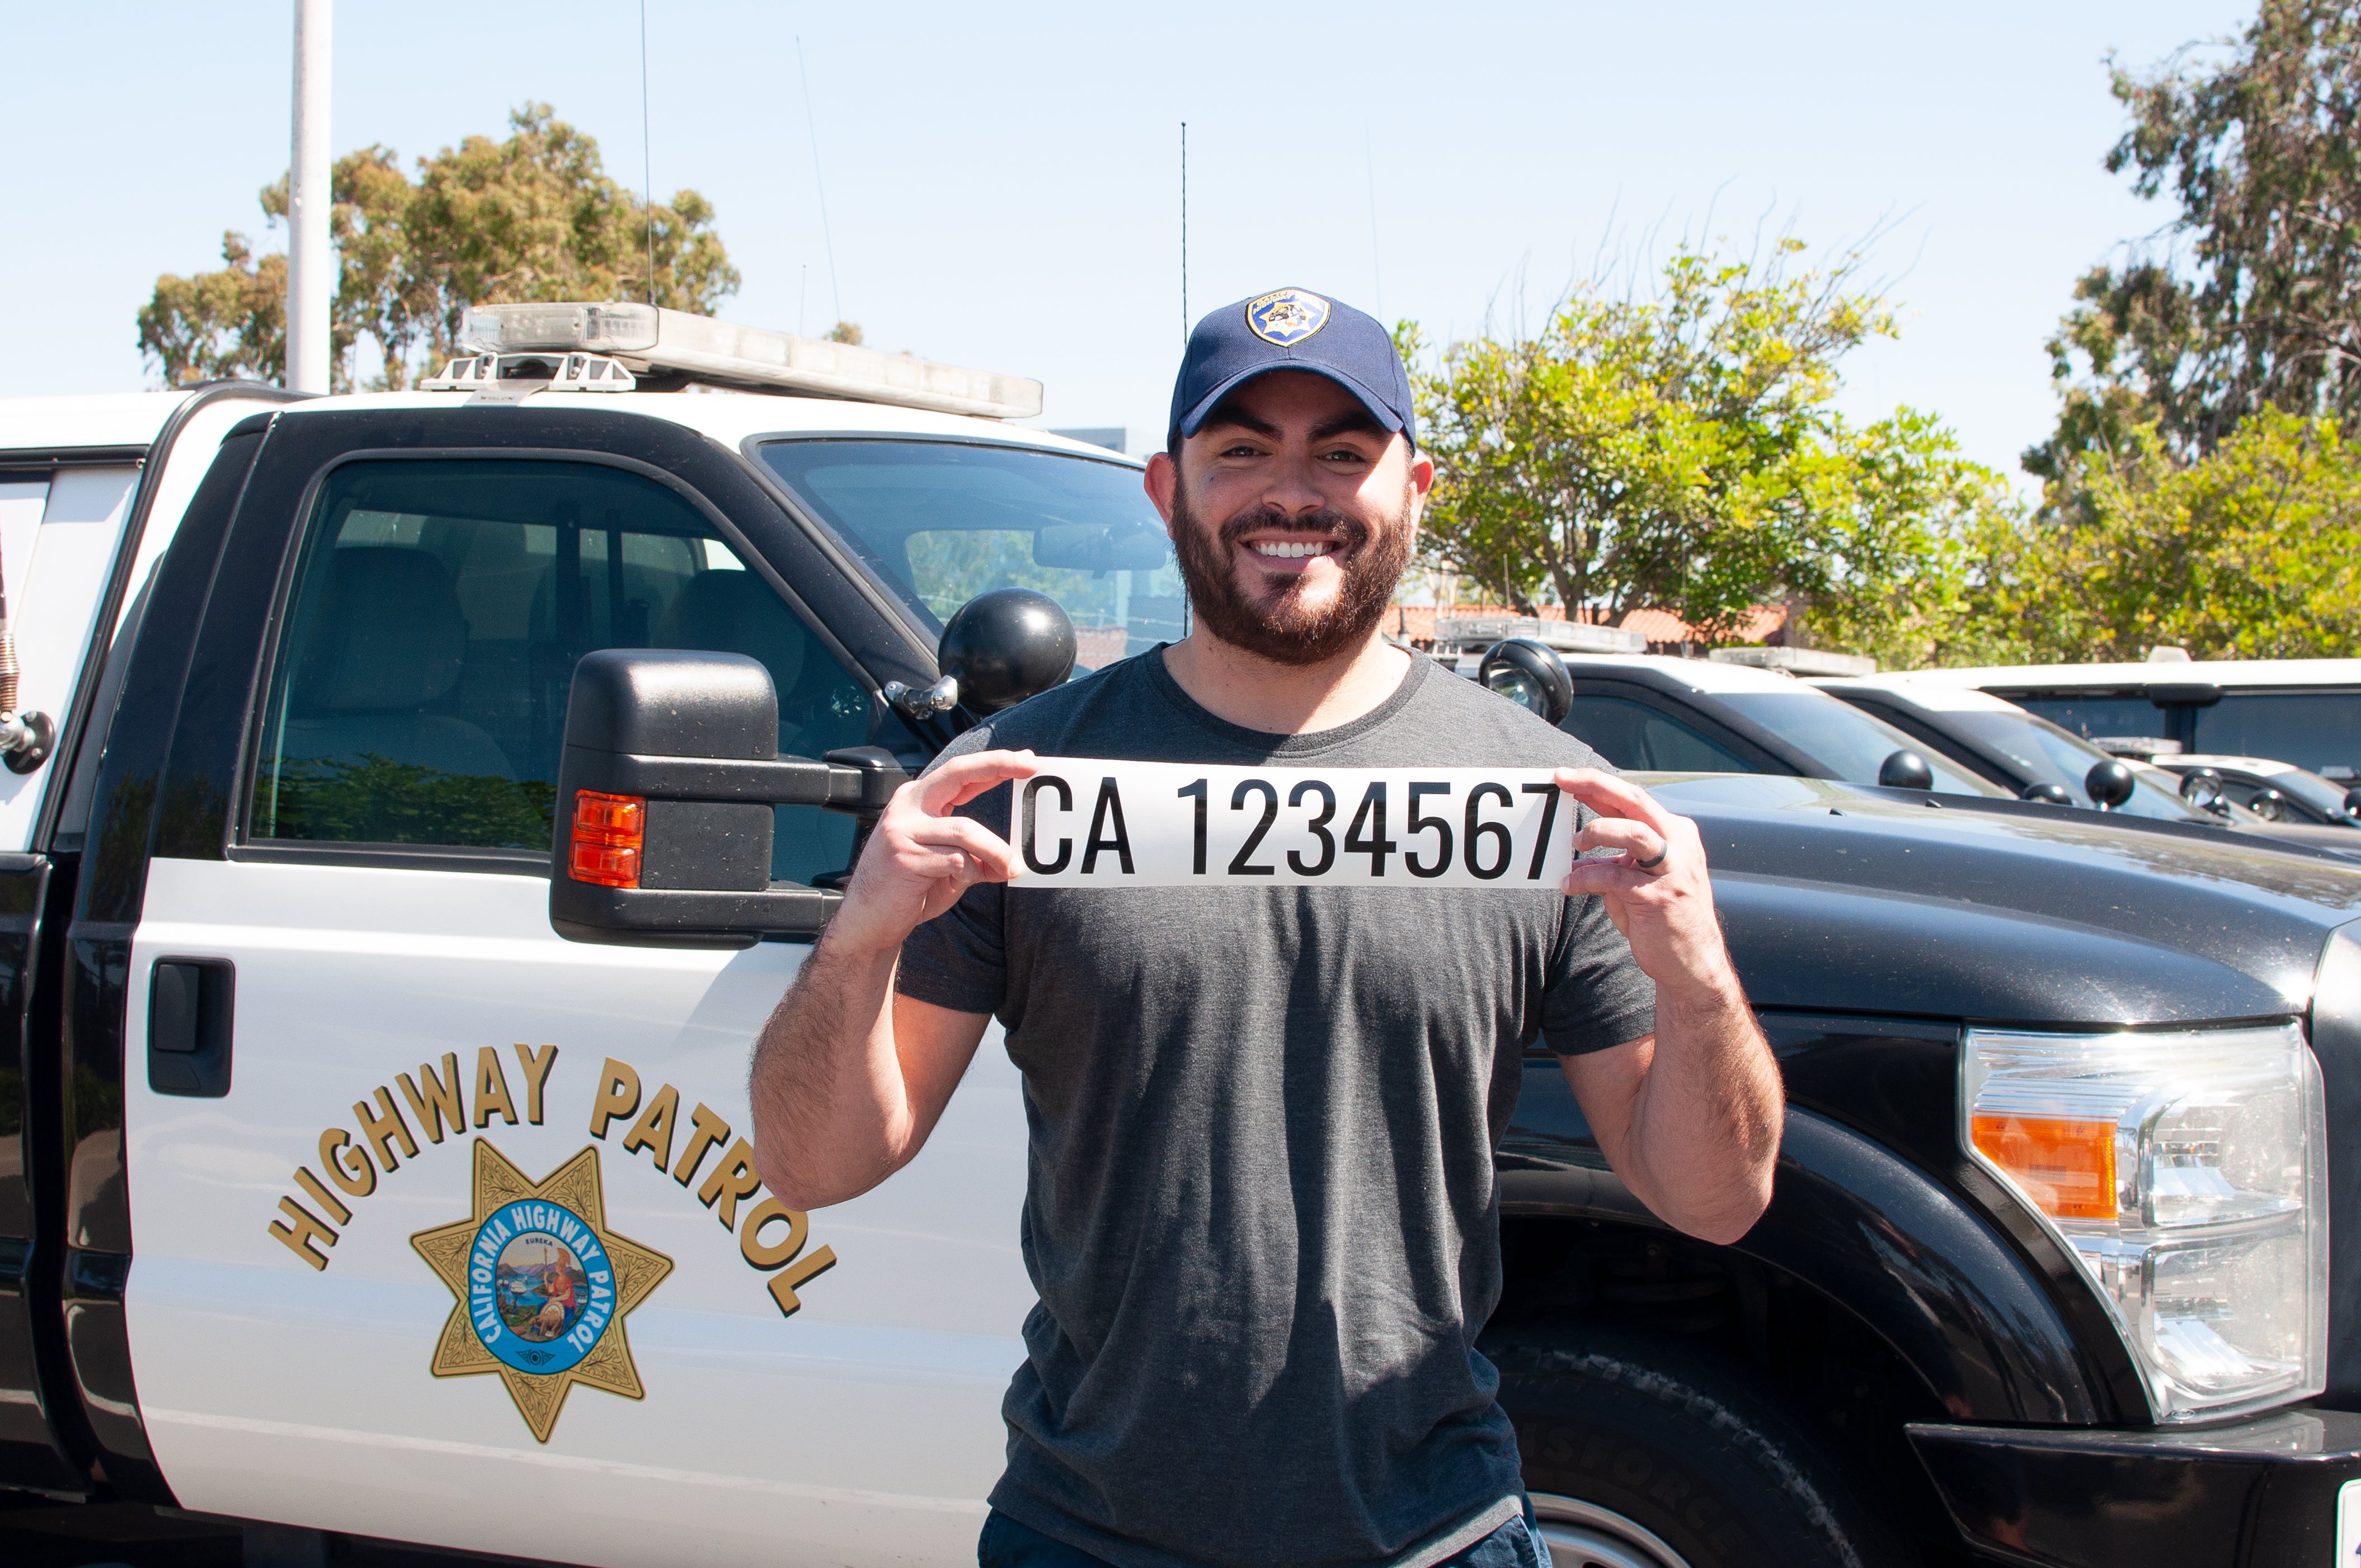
left=1216, top=506, right=1371, bottom=553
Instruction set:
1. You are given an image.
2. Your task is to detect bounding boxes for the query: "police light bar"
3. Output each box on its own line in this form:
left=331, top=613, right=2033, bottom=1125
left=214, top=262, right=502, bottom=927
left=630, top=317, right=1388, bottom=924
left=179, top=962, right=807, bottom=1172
left=453, top=302, right=1043, bottom=420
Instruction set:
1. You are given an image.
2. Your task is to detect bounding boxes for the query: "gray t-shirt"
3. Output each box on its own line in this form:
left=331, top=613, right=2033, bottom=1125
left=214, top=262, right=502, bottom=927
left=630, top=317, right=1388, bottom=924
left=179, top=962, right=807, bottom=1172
left=897, top=648, right=1656, bottom=1568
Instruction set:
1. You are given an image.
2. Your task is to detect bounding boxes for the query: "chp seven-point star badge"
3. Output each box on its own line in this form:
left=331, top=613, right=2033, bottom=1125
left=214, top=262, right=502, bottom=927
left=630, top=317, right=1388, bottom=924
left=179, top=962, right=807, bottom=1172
left=411, top=1139, right=673, bottom=1442
left=1245, top=288, right=1330, bottom=346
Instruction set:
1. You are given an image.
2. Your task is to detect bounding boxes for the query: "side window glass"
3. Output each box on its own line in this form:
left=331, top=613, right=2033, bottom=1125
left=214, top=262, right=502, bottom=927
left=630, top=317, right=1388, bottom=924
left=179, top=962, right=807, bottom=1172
left=251, top=459, right=872, bottom=884
left=1562, top=694, right=1757, bottom=773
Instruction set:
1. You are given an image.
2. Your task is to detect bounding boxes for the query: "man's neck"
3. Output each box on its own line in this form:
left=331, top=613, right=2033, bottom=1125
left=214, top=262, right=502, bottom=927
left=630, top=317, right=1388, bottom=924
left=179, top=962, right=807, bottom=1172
left=1159, top=629, right=1412, bottom=736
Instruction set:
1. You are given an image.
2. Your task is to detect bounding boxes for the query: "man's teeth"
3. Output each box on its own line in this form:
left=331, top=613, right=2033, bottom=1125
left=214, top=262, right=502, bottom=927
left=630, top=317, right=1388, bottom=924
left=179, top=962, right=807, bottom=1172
left=1250, top=541, right=1336, bottom=558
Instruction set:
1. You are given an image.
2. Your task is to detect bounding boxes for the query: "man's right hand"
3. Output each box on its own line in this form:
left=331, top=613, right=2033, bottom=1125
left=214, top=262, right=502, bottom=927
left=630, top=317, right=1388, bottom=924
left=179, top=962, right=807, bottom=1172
left=824, top=748, right=1040, bottom=958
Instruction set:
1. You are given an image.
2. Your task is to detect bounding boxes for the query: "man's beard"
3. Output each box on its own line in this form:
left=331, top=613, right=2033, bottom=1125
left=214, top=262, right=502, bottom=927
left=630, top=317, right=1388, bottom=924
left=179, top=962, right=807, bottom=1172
left=1169, top=487, right=1413, bottom=666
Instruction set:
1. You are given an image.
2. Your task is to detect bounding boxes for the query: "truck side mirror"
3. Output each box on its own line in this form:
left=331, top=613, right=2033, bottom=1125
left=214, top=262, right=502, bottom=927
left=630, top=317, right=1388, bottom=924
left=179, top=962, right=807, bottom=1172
left=2085, top=758, right=2137, bottom=809
left=1478, top=638, right=1574, bottom=727
left=2345, top=785, right=2361, bottom=821
left=1876, top=748, right=1935, bottom=791
left=548, top=649, right=905, bottom=949
left=2020, top=781, right=2073, bottom=806
left=937, top=587, right=1078, bottom=714
left=2179, top=767, right=2227, bottom=813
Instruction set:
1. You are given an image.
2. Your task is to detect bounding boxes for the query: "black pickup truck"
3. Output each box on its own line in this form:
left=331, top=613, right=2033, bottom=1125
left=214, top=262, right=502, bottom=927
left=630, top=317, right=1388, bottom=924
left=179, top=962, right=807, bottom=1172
left=3, top=336, right=2360, bottom=1568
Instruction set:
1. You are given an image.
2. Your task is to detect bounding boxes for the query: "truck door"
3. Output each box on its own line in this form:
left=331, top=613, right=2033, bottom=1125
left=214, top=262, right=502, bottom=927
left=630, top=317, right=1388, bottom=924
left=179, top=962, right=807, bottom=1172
left=0, top=453, right=144, bottom=1493
left=112, top=416, right=1031, bottom=1565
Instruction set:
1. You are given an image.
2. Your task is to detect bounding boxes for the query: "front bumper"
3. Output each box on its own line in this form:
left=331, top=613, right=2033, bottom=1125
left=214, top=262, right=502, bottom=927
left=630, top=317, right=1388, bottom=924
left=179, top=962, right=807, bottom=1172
left=1911, top=1407, right=2361, bottom=1566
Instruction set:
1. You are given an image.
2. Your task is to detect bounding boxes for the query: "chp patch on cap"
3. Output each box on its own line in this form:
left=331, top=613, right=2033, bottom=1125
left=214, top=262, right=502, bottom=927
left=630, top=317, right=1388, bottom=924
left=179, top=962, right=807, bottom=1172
left=1246, top=288, right=1331, bottom=345
left=1169, top=285, right=1414, bottom=450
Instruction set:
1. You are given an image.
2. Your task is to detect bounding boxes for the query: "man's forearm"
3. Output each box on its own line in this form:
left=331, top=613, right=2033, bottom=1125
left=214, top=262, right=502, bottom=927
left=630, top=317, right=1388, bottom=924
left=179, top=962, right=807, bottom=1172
left=749, top=931, right=912, bottom=1209
left=1622, top=972, right=1782, bottom=1245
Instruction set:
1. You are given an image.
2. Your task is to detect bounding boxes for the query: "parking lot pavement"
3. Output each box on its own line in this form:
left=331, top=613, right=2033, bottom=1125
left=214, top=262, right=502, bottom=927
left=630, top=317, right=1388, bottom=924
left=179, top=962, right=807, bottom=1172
left=0, top=1491, right=568, bottom=1568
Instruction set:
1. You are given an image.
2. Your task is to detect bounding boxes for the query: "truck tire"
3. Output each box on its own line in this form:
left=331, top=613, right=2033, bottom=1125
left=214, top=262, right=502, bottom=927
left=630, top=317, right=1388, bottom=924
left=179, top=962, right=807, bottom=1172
left=1490, top=1333, right=1899, bottom=1568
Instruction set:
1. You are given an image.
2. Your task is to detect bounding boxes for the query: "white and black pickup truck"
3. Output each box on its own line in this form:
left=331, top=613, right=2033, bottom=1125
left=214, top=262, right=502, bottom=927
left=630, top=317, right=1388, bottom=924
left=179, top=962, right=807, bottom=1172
left=6, top=305, right=2361, bottom=1568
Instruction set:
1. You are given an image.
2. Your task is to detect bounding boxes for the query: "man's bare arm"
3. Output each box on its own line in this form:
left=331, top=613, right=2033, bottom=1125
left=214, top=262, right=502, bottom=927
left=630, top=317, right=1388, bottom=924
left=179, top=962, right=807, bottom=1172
left=1553, top=769, right=1782, bottom=1245
left=749, top=750, right=1036, bottom=1211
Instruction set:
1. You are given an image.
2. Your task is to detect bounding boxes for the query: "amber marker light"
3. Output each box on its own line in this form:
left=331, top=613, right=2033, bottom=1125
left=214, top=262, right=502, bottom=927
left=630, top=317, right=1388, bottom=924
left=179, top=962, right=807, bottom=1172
left=570, top=789, right=646, bottom=888
left=1970, top=1113, right=2118, bottom=1220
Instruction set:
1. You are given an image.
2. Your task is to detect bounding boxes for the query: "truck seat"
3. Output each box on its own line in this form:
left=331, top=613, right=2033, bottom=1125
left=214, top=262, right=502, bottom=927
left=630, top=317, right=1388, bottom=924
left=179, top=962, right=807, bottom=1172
left=278, top=545, right=516, bottom=782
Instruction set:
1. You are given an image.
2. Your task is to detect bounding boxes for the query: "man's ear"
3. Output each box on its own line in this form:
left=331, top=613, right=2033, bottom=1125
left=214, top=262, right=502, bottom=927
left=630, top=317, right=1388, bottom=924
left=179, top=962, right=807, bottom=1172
left=1145, top=450, right=1179, bottom=528
left=1408, top=444, right=1435, bottom=502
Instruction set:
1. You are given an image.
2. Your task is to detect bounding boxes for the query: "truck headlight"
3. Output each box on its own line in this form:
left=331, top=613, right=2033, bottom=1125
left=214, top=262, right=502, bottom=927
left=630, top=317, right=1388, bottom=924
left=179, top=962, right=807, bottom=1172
left=1963, top=1023, right=2328, bottom=1423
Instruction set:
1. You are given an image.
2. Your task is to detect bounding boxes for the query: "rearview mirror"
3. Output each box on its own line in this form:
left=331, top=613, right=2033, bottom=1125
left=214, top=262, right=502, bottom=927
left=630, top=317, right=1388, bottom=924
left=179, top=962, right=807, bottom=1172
left=548, top=649, right=906, bottom=948
left=1034, top=521, right=1173, bottom=573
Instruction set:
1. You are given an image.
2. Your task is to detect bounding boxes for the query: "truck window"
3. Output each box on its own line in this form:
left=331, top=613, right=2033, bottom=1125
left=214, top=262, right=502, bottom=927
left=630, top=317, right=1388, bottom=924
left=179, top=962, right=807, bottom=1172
left=2191, top=691, right=2361, bottom=779
left=756, top=440, right=1183, bottom=673
left=248, top=459, right=870, bottom=884
left=2006, top=693, right=2162, bottom=743
left=1562, top=694, right=1757, bottom=773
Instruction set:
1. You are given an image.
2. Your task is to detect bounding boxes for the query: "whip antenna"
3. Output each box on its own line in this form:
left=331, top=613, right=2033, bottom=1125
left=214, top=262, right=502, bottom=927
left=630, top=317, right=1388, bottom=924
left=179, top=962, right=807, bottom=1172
left=640, top=0, right=655, bottom=304
left=799, top=37, right=843, bottom=329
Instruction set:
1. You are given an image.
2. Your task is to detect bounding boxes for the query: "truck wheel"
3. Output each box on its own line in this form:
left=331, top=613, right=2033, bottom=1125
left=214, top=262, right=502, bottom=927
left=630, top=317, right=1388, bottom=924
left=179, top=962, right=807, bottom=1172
left=1491, top=1333, right=1897, bottom=1568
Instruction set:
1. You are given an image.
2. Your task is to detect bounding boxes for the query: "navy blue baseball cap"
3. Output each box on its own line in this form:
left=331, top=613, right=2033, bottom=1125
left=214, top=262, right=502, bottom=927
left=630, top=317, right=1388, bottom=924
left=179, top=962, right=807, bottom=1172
left=1167, top=287, right=1415, bottom=451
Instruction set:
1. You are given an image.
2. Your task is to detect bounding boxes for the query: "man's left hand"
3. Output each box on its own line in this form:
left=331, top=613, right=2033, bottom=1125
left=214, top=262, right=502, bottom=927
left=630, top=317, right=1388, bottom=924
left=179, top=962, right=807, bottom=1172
left=1556, top=767, right=1733, bottom=996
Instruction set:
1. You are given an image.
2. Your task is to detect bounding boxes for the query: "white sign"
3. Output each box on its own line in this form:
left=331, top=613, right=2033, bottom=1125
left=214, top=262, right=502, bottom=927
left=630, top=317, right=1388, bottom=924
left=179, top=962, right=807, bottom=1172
left=2339, top=1477, right=2361, bottom=1564
left=1007, top=760, right=1577, bottom=889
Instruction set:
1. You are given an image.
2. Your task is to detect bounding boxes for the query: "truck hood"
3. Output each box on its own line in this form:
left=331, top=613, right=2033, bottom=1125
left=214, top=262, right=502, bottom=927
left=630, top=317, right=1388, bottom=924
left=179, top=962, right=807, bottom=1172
left=1647, top=774, right=2361, bottom=1026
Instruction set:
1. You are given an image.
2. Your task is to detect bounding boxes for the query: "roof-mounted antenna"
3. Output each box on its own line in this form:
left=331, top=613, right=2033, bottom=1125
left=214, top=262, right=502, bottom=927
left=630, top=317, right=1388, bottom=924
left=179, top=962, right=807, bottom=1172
left=640, top=0, right=656, bottom=305
left=799, top=37, right=843, bottom=331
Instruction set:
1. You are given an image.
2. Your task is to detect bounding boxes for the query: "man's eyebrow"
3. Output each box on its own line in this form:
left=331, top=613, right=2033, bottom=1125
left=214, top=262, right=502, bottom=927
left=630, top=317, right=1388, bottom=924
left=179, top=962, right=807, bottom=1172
left=1310, top=409, right=1387, bottom=443
left=1202, top=406, right=1282, bottom=440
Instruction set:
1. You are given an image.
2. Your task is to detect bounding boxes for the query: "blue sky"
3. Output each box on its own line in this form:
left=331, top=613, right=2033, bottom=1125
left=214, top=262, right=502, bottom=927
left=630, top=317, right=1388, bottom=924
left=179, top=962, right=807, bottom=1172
left=2, top=2, right=2249, bottom=484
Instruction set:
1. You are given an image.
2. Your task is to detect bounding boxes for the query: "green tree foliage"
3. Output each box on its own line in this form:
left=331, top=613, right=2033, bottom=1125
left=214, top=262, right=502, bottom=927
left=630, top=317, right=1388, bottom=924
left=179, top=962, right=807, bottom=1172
left=1993, top=409, right=2361, bottom=659
left=135, top=234, right=287, bottom=388
left=137, top=104, right=740, bottom=392
left=1403, top=241, right=2020, bottom=661
left=1998, top=1, right=2361, bottom=662
left=2030, top=0, right=2361, bottom=478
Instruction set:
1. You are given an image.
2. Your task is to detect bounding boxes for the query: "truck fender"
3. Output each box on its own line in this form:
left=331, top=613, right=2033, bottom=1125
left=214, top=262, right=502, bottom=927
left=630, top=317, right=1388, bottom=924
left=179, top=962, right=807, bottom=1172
left=1502, top=1080, right=2120, bottom=1426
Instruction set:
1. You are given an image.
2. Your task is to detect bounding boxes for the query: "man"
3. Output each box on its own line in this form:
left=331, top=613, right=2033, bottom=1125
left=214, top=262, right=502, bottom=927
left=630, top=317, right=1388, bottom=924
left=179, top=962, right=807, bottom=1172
left=750, top=288, right=1782, bottom=1568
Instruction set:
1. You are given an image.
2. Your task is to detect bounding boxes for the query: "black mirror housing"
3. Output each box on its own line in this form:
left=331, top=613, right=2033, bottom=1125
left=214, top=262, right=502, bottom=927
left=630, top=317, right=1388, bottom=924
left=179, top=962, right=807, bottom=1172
left=2085, top=757, right=2137, bottom=809
left=1877, top=748, right=1935, bottom=791
left=1478, top=639, right=1574, bottom=727
left=549, top=649, right=905, bottom=949
left=939, top=588, right=1077, bottom=714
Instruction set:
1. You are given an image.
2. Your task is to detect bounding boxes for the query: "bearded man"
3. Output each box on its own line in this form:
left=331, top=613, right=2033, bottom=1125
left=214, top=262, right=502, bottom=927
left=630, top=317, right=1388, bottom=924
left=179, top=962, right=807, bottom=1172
left=750, top=289, right=1782, bottom=1568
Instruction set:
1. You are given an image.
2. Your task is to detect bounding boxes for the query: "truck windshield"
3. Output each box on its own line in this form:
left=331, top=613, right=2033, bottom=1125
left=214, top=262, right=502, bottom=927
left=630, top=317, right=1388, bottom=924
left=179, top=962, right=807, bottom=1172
left=1940, top=709, right=2211, bottom=820
left=1709, top=691, right=2010, bottom=797
left=756, top=440, right=1184, bottom=674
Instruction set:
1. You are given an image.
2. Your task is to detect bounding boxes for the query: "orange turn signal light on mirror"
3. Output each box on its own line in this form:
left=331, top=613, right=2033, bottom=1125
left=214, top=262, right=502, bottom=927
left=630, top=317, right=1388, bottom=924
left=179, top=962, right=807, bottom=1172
left=1971, top=1113, right=2119, bottom=1219
left=569, top=789, right=646, bottom=888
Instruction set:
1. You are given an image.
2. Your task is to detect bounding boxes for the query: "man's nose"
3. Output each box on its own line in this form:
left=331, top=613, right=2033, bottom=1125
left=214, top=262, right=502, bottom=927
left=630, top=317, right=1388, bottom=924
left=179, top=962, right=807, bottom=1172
left=1261, top=448, right=1330, bottom=515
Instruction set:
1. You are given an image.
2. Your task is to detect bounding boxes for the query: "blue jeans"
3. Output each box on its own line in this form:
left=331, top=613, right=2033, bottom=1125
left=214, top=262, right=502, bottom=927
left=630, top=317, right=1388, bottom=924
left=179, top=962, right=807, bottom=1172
left=978, top=1497, right=1549, bottom=1568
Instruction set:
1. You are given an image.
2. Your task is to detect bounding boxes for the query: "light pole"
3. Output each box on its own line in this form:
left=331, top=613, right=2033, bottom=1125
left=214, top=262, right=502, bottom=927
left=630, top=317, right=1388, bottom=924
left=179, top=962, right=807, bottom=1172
left=287, top=0, right=332, bottom=394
